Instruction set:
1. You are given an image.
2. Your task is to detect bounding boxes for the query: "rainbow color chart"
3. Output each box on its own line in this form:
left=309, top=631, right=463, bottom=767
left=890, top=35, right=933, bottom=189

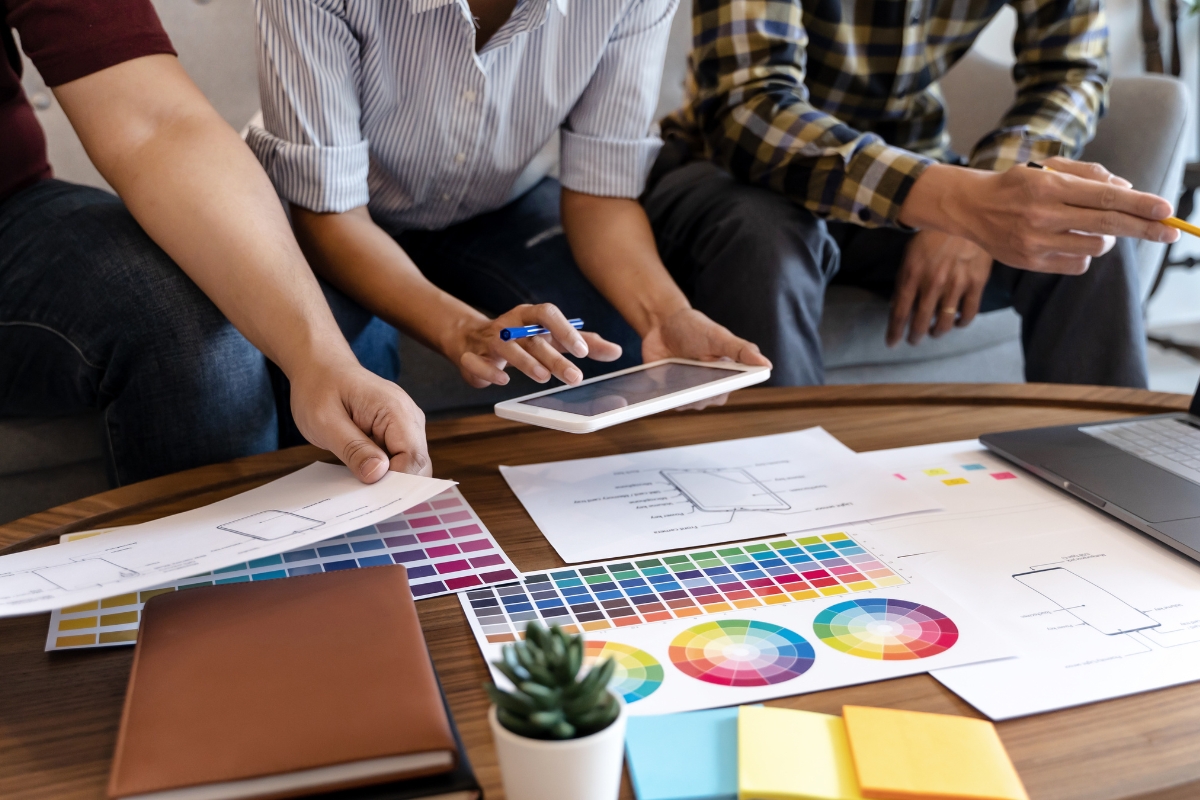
left=46, top=487, right=517, bottom=651
left=462, top=531, right=905, bottom=644
left=813, top=599, right=959, bottom=660
left=461, top=531, right=1015, bottom=716
left=669, top=619, right=816, bottom=687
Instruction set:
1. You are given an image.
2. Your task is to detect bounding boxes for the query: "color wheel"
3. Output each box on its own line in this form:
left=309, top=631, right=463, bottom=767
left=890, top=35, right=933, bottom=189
left=583, top=641, right=663, bottom=703
left=812, top=598, right=958, bottom=660
left=668, top=619, right=815, bottom=687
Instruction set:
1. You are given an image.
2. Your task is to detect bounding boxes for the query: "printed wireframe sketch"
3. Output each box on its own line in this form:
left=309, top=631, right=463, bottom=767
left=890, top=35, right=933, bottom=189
left=661, top=468, right=791, bottom=512
left=217, top=511, right=324, bottom=541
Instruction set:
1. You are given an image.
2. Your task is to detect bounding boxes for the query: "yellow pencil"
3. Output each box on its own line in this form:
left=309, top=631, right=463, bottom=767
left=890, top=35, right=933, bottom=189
left=1030, top=162, right=1198, bottom=238
left=1164, top=216, right=1200, bottom=239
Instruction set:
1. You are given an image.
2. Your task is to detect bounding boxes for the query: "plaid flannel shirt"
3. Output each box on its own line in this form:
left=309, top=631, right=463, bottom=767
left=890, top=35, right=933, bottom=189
left=662, top=0, right=1109, bottom=227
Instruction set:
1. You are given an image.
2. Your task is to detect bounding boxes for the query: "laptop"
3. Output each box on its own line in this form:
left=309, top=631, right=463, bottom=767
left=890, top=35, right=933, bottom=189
left=981, top=382, right=1200, bottom=563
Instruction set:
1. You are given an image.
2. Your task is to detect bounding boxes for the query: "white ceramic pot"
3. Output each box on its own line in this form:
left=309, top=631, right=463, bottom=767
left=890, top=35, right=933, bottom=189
left=488, top=703, right=627, bottom=800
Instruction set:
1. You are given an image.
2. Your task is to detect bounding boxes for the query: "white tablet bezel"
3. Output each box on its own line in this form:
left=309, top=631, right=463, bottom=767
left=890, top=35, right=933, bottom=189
left=493, top=358, right=771, bottom=433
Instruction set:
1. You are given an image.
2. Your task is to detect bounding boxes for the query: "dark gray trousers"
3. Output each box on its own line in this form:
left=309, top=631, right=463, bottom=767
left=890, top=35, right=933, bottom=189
left=642, top=159, right=1149, bottom=388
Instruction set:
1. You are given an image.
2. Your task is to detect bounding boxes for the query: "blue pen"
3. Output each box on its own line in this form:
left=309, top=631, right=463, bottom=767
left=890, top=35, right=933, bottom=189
left=500, top=318, right=584, bottom=341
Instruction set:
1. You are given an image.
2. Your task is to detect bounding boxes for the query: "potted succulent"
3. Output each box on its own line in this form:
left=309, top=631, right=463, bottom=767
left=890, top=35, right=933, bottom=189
left=485, top=622, right=625, bottom=800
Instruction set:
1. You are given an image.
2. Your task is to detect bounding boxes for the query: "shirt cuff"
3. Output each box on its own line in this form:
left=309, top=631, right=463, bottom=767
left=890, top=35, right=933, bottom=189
left=969, top=130, right=1066, bottom=173
left=835, top=140, right=935, bottom=228
left=245, top=126, right=370, bottom=213
left=558, top=129, right=663, bottom=198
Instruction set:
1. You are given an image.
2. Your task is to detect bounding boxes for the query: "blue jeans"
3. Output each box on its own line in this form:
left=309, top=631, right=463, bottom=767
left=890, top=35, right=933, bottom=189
left=0, top=180, right=396, bottom=485
left=1, top=178, right=635, bottom=485
left=644, top=158, right=1149, bottom=387
left=393, top=176, right=643, bottom=378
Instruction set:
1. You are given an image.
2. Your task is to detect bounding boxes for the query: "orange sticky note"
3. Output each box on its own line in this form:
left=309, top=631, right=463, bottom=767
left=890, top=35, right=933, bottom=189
left=842, top=706, right=1028, bottom=800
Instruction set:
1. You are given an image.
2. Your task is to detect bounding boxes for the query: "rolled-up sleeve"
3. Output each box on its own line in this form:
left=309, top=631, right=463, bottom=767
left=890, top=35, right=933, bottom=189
left=246, top=0, right=369, bottom=212
left=968, top=0, right=1108, bottom=172
left=559, top=0, right=678, bottom=198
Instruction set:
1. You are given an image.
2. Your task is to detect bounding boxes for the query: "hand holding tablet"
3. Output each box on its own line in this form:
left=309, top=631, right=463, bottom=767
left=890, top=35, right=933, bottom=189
left=494, top=359, right=771, bottom=433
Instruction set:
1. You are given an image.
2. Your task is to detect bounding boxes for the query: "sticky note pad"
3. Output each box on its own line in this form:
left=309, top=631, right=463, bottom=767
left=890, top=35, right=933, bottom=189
left=626, top=707, right=739, bottom=800
left=842, top=706, right=1028, bottom=800
left=738, top=706, right=863, bottom=800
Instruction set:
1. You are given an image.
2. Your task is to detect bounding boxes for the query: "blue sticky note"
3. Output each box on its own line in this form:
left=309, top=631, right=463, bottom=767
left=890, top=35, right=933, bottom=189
left=625, top=707, right=739, bottom=800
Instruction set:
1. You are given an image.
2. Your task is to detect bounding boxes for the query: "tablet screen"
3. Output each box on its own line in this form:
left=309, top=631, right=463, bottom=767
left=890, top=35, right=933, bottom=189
left=521, top=363, right=739, bottom=417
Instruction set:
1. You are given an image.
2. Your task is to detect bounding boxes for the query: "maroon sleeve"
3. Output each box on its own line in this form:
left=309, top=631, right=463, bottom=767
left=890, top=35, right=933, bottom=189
left=8, top=0, right=176, bottom=87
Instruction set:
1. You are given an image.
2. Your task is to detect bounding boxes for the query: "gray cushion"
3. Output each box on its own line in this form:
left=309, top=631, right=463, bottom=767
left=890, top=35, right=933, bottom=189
left=0, top=415, right=108, bottom=525
left=822, top=287, right=1020, bottom=370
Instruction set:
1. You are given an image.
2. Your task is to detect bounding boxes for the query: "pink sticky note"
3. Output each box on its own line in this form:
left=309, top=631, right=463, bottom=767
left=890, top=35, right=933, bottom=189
left=991, top=472, right=1017, bottom=480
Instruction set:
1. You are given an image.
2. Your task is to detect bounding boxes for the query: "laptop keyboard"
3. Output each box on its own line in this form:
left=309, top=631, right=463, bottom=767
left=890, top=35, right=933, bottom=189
left=1082, top=417, right=1200, bottom=485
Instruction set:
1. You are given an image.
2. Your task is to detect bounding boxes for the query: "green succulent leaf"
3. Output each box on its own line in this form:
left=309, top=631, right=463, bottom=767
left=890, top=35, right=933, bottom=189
left=518, top=681, right=561, bottom=709
left=497, top=706, right=544, bottom=738
left=485, top=684, right=536, bottom=716
left=567, top=636, right=583, bottom=678
left=492, top=659, right=525, bottom=688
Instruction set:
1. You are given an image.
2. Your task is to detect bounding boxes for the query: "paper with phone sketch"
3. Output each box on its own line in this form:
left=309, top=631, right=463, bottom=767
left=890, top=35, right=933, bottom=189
left=0, top=463, right=453, bottom=617
left=499, top=427, right=939, bottom=563
left=912, top=526, right=1200, bottom=720
left=45, top=485, right=519, bottom=651
left=850, top=439, right=1200, bottom=719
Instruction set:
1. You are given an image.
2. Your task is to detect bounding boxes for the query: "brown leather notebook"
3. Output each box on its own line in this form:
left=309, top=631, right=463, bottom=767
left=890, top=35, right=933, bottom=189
left=108, top=565, right=456, bottom=800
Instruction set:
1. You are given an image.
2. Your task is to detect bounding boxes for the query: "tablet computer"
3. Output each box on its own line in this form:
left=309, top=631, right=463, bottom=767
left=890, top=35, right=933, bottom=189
left=493, top=358, right=771, bottom=433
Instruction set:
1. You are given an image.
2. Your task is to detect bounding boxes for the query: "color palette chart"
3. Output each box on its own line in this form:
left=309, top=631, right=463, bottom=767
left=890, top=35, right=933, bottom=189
left=669, top=619, right=815, bottom=687
left=46, top=487, right=517, bottom=651
left=813, top=598, right=959, bottom=660
left=461, top=531, right=905, bottom=644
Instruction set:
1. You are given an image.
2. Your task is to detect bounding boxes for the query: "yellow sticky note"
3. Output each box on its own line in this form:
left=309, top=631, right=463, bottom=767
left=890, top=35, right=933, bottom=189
left=923, top=468, right=949, bottom=476
left=842, top=706, right=1028, bottom=800
left=739, top=706, right=863, bottom=800
left=942, top=478, right=969, bottom=486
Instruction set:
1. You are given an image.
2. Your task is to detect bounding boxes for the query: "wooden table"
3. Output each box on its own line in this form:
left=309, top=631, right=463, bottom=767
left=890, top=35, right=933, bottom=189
left=5, top=384, right=1200, bottom=800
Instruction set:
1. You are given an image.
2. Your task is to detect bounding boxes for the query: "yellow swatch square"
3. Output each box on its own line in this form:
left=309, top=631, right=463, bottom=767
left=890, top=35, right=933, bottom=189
left=942, top=478, right=969, bottom=486
left=923, top=468, right=949, bottom=476
left=842, top=706, right=1028, bottom=800
left=739, top=706, right=863, bottom=800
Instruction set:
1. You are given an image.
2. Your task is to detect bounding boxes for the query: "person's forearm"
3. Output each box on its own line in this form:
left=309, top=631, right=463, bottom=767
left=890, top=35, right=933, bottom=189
left=290, top=206, right=485, bottom=357
left=55, top=55, right=351, bottom=379
left=898, top=160, right=1176, bottom=274
left=560, top=188, right=689, bottom=336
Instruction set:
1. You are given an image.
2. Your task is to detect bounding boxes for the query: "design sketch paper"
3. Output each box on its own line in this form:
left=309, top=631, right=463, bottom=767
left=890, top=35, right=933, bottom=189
left=0, top=463, right=452, bottom=617
left=908, top=524, right=1200, bottom=720
left=46, top=486, right=519, bottom=651
left=459, top=530, right=1012, bottom=717
left=856, top=440, right=1116, bottom=558
left=500, top=428, right=939, bottom=563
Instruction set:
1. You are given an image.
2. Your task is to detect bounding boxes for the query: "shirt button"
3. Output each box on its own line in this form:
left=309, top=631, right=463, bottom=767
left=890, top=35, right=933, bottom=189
left=455, top=152, right=466, bottom=164
left=858, top=208, right=872, bottom=222
left=463, top=89, right=477, bottom=102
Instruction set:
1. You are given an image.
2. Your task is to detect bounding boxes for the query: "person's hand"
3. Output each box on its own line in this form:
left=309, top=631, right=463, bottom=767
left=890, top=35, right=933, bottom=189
left=898, top=158, right=1180, bottom=275
left=888, top=230, right=993, bottom=346
left=445, top=302, right=623, bottom=388
left=289, top=361, right=430, bottom=483
left=641, top=308, right=771, bottom=410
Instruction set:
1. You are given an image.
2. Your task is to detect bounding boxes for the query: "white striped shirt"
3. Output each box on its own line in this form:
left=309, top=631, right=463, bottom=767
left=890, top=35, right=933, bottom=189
left=246, top=0, right=676, bottom=232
